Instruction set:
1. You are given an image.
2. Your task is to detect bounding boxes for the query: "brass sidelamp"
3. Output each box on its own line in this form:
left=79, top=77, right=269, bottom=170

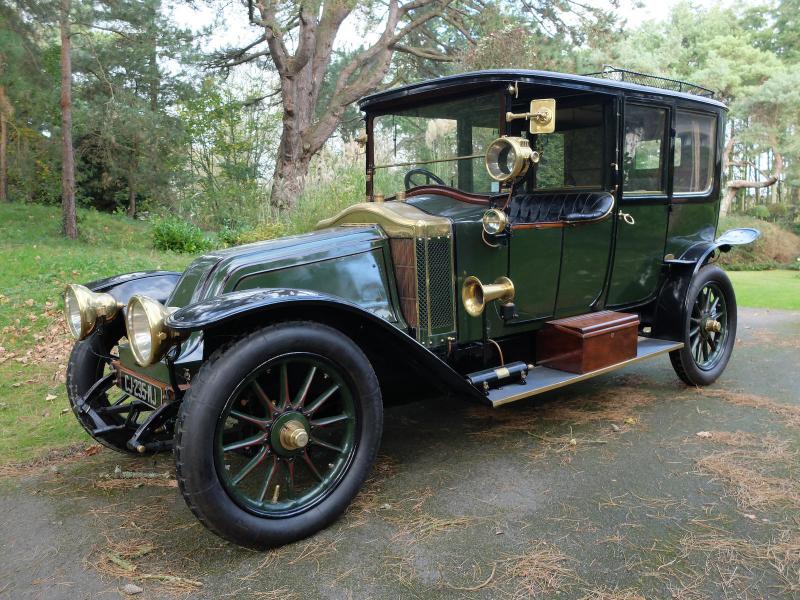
left=462, top=276, right=515, bottom=317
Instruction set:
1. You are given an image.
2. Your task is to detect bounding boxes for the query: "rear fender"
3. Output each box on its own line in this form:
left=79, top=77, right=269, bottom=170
left=166, top=289, right=483, bottom=402
left=652, top=228, right=759, bottom=340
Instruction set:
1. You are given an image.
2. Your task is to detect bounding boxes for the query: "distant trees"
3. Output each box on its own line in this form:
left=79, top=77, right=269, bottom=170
left=599, top=2, right=800, bottom=216
left=0, top=0, right=797, bottom=233
left=212, top=0, right=617, bottom=211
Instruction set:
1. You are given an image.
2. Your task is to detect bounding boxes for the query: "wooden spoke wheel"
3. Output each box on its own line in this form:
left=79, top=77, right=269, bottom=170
left=216, top=355, right=357, bottom=517
left=670, top=265, right=737, bottom=386
left=174, top=322, right=382, bottom=549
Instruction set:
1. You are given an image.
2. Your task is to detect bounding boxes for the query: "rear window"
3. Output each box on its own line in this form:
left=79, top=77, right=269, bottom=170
left=674, top=111, right=716, bottom=194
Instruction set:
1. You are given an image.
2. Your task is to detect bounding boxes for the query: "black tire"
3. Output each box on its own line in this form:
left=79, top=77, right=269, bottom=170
left=174, top=321, right=383, bottom=549
left=66, top=324, right=138, bottom=453
left=669, top=264, right=737, bottom=386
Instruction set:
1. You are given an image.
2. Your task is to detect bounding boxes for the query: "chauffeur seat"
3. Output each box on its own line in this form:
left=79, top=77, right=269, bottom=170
left=508, top=191, right=614, bottom=225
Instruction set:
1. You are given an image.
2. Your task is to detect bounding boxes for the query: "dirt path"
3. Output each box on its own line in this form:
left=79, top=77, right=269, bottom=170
left=2, top=308, right=799, bottom=599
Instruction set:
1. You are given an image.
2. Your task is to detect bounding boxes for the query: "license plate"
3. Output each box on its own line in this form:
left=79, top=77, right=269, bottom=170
left=118, top=370, right=166, bottom=406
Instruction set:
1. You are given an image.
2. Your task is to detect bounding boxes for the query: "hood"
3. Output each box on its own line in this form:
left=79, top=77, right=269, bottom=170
left=167, top=226, right=389, bottom=308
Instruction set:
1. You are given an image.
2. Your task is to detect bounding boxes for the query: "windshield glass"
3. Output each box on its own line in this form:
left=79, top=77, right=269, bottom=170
left=372, top=91, right=501, bottom=195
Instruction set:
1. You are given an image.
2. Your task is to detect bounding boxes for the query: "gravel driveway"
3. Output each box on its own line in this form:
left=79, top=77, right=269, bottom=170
left=2, top=308, right=799, bottom=599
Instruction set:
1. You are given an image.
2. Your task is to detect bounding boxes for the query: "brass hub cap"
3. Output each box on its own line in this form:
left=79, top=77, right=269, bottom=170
left=704, top=318, right=722, bottom=334
left=279, top=420, right=309, bottom=451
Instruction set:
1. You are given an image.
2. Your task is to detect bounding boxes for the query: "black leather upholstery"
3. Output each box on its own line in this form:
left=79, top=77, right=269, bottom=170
left=508, top=191, right=614, bottom=225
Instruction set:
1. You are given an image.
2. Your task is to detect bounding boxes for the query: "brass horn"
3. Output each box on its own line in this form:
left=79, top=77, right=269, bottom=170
left=462, top=275, right=515, bottom=317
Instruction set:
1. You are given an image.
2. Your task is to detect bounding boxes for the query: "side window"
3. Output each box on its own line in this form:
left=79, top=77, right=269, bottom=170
left=623, top=105, right=668, bottom=195
left=674, top=111, right=716, bottom=194
left=534, top=103, right=605, bottom=189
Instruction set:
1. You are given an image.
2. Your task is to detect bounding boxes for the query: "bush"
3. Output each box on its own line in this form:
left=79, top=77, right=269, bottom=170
left=217, top=221, right=289, bottom=246
left=152, top=216, right=214, bottom=254
left=747, top=205, right=771, bottom=220
left=718, top=215, right=800, bottom=270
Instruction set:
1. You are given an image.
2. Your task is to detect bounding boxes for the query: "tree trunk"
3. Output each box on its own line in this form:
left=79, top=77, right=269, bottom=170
left=127, top=173, right=136, bottom=217
left=127, top=141, right=138, bottom=217
left=0, top=107, right=7, bottom=203
left=270, top=140, right=312, bottom=212
left=60, top=0, right=77, bottom=239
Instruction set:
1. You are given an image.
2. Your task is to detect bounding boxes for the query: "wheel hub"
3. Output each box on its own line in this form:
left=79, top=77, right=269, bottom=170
left=279, top=420, right=309, bottom=450
left=270, top=411, right=311, bottom=456
left=704, top=318, right=722, bottom=334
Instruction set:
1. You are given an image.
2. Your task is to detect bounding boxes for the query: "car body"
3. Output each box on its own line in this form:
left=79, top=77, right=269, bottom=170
left=63, top=68, right=758, bottom=548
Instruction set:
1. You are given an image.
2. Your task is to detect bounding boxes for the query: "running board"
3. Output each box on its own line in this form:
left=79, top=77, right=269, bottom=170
left=485, top=337, right=683, bottom=408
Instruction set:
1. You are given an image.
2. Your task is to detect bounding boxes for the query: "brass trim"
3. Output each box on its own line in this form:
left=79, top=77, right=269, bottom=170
left=505, top=99, right=556, bottom=134
left=316, top=202, right=451, bottom=239
left=64, top=284, right=123, bottom=341
left=279, top=420, right=309, bottom=450
left=126, top=295, right=181, bottom=367
left=491, top=340, right=684, bottom=407
left=462, top=276, right=515, bottom=317
left=484, top=136, right=539, bottom=182
left=372, top=153, right=483, bottom=170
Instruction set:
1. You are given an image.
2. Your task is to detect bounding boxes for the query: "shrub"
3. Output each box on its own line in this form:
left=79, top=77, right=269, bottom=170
left=768, top=203, right=788, bottom=221
left=747, top=205, right=771, bottom=220
left=718, top=215, right=800, bottom=270
left=152, top=216, right=214, bottom=254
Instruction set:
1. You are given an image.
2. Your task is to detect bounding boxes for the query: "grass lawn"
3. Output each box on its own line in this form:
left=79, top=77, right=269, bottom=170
left=728, top=270, right=800, bottom=311
left=0, top=203, right=192, bottom=463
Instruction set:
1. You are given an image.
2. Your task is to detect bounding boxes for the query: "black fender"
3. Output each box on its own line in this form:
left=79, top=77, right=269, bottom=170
left=166, top=288, right=484, bottom=402
left=87, top=270, right=182, bottom=306
left=652, top=228, right=759, bottom=340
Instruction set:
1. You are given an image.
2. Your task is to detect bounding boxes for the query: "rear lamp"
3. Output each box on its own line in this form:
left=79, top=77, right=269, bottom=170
left=63, top=284, right=121, bottom=341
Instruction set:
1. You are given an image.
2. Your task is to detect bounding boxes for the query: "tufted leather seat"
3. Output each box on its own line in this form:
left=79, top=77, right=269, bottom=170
left=508, top=191, right=614, bottom=225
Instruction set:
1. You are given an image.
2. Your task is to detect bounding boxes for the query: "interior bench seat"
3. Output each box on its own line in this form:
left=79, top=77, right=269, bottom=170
left=509, top=191, right=614, bottom=225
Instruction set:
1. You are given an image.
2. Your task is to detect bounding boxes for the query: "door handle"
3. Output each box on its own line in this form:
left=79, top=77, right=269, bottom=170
left=618, top=212, right=635, bottom=225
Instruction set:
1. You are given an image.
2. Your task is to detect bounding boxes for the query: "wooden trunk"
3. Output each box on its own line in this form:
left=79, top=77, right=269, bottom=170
left=536, top=311, right=639, bottom=374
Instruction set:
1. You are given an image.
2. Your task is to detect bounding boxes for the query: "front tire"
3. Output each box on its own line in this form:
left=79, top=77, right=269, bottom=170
left=174, top=321, right=383, bottom=549
left=669, top=264, right=737, bottom=386
left=66, top=324, right=139, bottom=453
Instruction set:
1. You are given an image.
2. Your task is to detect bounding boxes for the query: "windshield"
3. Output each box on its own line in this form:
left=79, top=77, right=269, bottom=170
left=372, top=91, right=501, bottom=195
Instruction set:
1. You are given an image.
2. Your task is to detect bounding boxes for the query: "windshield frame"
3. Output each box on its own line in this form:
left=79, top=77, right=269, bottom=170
left=364, top=86, right=507, bottom=200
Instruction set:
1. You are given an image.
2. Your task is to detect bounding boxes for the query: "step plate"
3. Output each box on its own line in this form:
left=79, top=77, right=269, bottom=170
left=486, top=337, right=683, bottom=408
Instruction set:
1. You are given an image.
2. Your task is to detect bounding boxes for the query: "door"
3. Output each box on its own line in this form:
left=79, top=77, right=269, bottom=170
left=607, top=102, right=671, bottom=307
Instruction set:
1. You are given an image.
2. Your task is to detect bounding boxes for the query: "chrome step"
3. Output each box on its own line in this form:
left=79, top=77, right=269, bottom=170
left=485, top=337, right=683, bottom=408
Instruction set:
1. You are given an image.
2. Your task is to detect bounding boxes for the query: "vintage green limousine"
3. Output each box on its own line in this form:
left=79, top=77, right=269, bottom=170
left=64, top=68, right=758, bottom=548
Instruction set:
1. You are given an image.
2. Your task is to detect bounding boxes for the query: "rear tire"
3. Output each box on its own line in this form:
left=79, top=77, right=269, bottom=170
left=669, top=265, right=737, bottom=386
left=174, top=321, right=382, bottom=549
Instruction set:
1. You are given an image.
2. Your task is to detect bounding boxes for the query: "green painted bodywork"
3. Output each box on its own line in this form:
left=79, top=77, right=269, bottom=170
left=167, top=227, right=402, bottom=324
left=607, top=201, right=670, bottom=307
left=665, top=200, right=720, bottom=258
left=508, top=228, right=561, bottom=323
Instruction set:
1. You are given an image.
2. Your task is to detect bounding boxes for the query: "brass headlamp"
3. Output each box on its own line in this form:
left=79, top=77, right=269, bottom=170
left=126, top=295, right=180, bottom=366
left=484, top=137, right=540, bottom=182
left=63, top=284, right=122, bottom=341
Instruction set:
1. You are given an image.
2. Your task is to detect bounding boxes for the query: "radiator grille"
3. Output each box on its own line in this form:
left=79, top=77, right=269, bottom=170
left=414, top=236, right=455, bottom=345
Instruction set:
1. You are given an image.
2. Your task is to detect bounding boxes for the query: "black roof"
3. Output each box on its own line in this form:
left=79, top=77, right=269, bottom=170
left=359, top=69, right=727, bottom=112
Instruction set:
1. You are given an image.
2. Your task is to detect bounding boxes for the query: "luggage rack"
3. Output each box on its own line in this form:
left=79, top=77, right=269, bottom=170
left=584, top=66, right=715, bottom=99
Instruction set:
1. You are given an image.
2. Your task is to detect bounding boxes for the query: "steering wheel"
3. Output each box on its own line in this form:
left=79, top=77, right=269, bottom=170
left=404, top=168, right=446, bottom=190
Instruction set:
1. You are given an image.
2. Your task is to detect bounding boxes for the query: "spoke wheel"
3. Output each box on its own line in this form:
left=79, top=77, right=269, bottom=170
left=215, top=355, right=357, bottom=517
left=670, top=265, right=737, bottom=387
left=174, top=321, right=382, bottom=549
left=688, top=282, right=729, bottom=371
